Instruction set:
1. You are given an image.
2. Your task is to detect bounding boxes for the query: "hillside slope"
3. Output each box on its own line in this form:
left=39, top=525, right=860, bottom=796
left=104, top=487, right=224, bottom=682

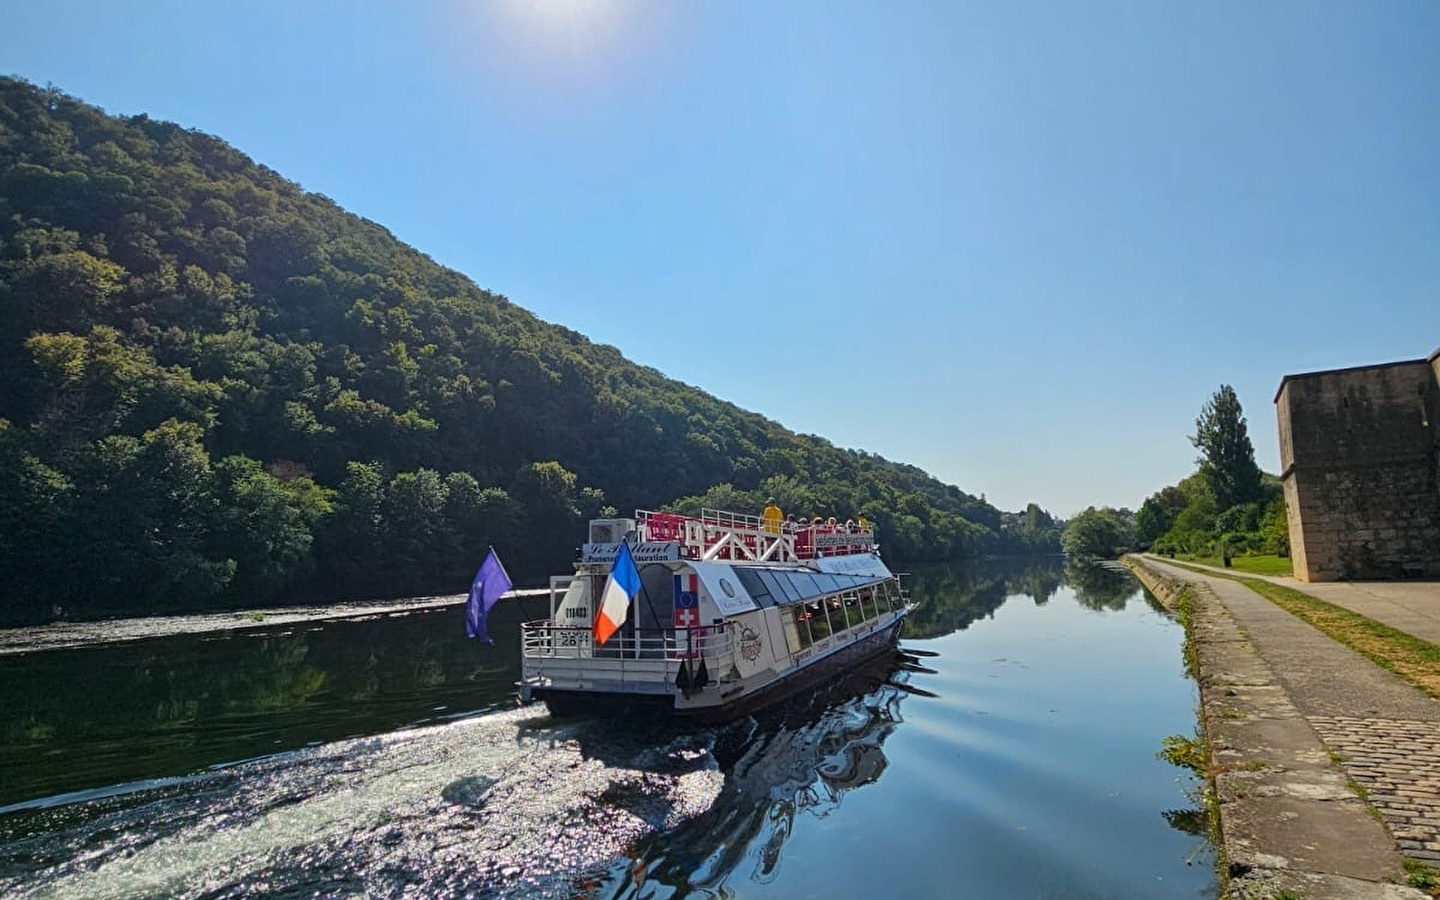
left=0, top=77, right=1059, bottom=623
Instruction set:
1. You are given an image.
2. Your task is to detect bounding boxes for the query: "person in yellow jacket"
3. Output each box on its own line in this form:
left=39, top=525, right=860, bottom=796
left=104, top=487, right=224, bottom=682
left=762, top=497, right=783, bottom=534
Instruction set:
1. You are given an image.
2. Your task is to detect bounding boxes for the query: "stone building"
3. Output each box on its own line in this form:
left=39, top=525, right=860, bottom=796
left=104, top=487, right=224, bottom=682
left=1274, top=349, right=1440, bottom=582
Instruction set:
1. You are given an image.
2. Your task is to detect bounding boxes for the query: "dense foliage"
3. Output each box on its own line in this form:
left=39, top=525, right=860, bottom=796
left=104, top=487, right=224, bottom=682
left=1060, top=506, right=1134, bottom=560
left=1141, top=386, right=1287, bottom=559
left=0, top=78, right=1060, bottom=624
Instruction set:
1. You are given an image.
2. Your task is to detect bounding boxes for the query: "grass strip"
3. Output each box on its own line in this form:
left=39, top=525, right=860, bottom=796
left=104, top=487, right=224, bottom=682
left=1179, top=554, right=1294, bottom=577
left=1162, top=560, right=1440, bottom=699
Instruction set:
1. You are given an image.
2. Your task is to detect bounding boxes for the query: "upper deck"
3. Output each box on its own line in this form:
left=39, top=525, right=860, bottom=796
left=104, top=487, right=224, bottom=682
left=581, top=509, right=876, bottom=565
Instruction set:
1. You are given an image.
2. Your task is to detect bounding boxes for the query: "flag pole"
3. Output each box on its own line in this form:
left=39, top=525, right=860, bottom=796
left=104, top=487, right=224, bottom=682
left=634, top=563, right=658, bottom=660
left=491, top=545, right=513, bottom=593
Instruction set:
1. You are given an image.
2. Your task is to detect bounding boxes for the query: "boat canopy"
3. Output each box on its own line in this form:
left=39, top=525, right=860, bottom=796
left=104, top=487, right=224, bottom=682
left=689, top=560, right=893, bottom=618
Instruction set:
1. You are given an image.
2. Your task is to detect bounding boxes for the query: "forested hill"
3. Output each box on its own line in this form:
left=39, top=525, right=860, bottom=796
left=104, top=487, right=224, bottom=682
left=0, top=77, right=1060, bottom=623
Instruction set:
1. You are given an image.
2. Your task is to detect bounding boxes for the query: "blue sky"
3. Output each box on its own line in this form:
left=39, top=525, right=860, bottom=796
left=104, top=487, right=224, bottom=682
left=4, top=1, right=1437, bottom=516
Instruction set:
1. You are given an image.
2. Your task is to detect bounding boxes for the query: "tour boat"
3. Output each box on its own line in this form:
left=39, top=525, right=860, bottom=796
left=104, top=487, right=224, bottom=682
left=517, top=509, right=913, bottom=723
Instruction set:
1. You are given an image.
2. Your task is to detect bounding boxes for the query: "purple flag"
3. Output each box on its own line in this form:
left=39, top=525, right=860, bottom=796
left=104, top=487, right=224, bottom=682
left=465, top=548, right=513, bottom=644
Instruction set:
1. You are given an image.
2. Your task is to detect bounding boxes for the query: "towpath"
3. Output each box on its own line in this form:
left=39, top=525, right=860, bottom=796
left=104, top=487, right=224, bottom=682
left=1170, top=559, right=1440, bottom=646
left=1130, top=555, right=1440, bottom=899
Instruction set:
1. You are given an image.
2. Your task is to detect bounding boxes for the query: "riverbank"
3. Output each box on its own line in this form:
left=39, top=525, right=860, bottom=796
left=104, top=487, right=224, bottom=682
left=0, top=589, right=550, bottom=656
left=1127, top=555, right=1435, bottom=899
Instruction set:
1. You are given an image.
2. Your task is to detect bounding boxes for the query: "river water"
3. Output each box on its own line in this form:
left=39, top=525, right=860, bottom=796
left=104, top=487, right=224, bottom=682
left=0, top=559, right=1216, bottom=899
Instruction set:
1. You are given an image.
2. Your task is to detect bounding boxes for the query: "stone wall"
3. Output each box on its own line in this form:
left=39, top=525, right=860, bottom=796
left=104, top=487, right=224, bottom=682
left=1275, top=353, right=1440, bottom=581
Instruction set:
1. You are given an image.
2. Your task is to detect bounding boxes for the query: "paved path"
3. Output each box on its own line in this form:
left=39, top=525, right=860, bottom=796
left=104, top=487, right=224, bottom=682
left=1152, top=556, right=1440, bottom=644
left=1132, top=557, right=1437, bottom=899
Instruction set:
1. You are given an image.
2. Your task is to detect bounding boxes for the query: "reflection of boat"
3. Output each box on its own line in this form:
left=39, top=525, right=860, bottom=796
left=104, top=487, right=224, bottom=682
left=518, top=510, right=912, bottom=723
left=628, top=653, right=909, bottom=893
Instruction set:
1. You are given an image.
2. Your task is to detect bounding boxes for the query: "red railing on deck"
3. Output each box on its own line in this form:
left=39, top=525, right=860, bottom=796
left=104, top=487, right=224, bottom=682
left=634, top=509, right=874, bottom=561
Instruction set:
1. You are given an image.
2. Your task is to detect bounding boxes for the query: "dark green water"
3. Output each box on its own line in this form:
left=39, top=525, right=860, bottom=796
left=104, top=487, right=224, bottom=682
left=0, top=559, right=1216, bottom=898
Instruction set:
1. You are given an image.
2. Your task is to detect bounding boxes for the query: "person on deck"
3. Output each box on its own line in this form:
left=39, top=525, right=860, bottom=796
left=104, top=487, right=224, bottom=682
left=762, top=498, right=784, bottom=534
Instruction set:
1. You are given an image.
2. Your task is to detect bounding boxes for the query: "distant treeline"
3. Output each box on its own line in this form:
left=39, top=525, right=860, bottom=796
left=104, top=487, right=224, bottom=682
left=1060, top=385, right=1286, bottom=562
left=0, top=78, right=1061, bottom=624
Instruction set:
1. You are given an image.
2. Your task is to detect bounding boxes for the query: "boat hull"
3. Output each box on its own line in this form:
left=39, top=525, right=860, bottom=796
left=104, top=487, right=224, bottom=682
left=531, top=616, right=906, bottom=725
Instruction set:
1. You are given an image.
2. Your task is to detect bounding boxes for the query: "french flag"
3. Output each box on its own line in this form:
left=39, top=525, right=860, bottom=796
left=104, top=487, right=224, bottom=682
left=593, top=541, right=641, bottom=646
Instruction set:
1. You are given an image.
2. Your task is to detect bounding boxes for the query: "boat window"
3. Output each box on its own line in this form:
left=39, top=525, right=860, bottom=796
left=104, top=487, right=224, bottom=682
left=847, top=574, right=878, bottom=594
left=808, top=601, right=832, bottom=641
left=879, top=582, right=897, bottom=611
left=777, top=572, right=809, bottom=603
left=792, top=573, right=827, bottom=601
left=757, top=570, right=798, bottom=605
left=733, top=567, right=779, bottom=608
left=792, top=605, right=815, bottom=649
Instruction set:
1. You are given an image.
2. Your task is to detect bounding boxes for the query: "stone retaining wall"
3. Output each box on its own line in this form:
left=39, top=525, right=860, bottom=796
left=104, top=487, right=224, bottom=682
left=1125, top=556, right=1428, bottom=899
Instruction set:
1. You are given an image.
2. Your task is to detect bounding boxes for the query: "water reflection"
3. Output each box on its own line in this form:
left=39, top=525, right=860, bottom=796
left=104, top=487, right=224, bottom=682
left=0, top=601, right=529, bottom=807
left=1065, top=560, right=1143, bottom=611
left=618, top=654, right=908, bottom=896
left=902, top=555, right=1072, bottom=639
left=0, top=557, right=1215, bottom=899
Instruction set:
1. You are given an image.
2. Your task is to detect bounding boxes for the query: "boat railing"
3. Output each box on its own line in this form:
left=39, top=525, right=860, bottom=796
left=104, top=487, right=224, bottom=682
left=634, top=508, right=876, bottom=562
left=521, top=621, right=736, bottom=686
left=699, top=507, right=766, bottom=533
left=635, top=510, right=688, bottom=543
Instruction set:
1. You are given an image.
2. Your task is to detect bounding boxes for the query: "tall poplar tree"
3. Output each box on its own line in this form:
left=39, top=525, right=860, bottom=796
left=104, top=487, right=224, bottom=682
left=1190, top=385, right=1263, bottom=510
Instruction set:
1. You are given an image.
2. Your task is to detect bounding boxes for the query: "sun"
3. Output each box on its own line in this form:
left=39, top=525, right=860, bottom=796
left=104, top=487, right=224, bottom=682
left=468, top=0, right=640, bottom=74
left=434, top=0, right=680, bottom=105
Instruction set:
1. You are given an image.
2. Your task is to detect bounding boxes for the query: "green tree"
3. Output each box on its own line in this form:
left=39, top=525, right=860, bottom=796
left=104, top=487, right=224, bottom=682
left=212, top=455, right=329, bottom=600
left=382, top=468, right=449, bottom=589
left=1260, top=496, right=1290, bottom=556
left=1191, top=385, right=1263, bottom=510
left=1135, top=484, right=1189, bottom=544
left=0, top=421, right=73, bottom=622
left=1018, top=502, right=1061, bottom=552
left=315, top=461, right=386, bottom=596
left=510, top=461, right=582, bottom=578
left=1060, top=507, right=1133, bottom=560
left=67, top=420, right=234, bottom=613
